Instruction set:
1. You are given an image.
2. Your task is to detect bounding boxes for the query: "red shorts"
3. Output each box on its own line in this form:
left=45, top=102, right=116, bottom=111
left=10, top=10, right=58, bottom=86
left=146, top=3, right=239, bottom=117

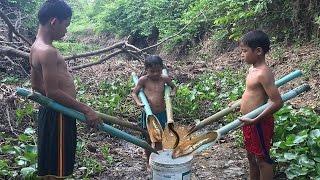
left=242, top=116, right=274, bottom=158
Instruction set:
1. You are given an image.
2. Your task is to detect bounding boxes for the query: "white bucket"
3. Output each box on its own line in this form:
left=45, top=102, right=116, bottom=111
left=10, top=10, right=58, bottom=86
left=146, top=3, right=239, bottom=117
left=149, top=149, right=193, bottom=180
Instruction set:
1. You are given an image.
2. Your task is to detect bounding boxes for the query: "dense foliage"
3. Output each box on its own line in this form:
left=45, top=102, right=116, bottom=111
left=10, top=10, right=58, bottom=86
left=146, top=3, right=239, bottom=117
left=81, top=0, right=320, bottom=47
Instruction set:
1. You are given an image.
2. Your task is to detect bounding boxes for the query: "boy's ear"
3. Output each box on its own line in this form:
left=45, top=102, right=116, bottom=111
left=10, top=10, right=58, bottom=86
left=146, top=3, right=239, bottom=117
left=49, top=17, right=58, bottom=26
left=256, top=47, right=263, bottom=55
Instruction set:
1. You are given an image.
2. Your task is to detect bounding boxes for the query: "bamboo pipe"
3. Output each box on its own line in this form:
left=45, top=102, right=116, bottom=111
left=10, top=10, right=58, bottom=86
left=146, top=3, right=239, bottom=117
left=162, top=68, right=179, bottom=149
left=132, top=73, right=163, bottom=143
left=16, top=88, right=158, bottom=154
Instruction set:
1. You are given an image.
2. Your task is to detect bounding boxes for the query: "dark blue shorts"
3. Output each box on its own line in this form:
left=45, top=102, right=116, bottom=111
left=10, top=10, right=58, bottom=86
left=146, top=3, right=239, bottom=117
left=140, top=111, right=167, bottom=129
left=37, top=106, right=77, bottom=177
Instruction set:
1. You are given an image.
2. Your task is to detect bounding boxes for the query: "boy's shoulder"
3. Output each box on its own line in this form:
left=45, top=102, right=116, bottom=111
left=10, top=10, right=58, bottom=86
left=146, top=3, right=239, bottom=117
left=31, top=42, right=58, bottom=64
left=138, top=75, right=148, bottom=83
left=253, top=65, right=274, bottom=83
left=160, top=74, right=172, bottom=81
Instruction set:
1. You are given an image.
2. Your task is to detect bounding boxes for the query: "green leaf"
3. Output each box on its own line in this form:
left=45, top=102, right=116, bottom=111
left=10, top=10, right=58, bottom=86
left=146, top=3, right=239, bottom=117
left=310, top=129, right=320, bottom=139
left=285, top=164, right=309, bottom=179
left=18, top=134, right=31, bottom=142
left=24, top=128, right=35, bottom=135
left=298, top=154, right=315, bottom=168
left=20, top=167, right=36, bottom=177
left=293, top=130, right=308, bottom=144
left=284, top=153, right=297, bottom=160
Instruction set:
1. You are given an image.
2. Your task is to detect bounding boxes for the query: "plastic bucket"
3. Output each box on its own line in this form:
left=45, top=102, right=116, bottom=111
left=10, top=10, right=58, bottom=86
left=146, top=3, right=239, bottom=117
left=149, top=149, right=193, bottom=180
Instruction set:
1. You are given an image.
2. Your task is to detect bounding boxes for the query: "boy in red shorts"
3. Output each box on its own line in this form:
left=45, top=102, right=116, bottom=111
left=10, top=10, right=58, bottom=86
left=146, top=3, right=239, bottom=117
left=238, top=30, right=283, bottom=180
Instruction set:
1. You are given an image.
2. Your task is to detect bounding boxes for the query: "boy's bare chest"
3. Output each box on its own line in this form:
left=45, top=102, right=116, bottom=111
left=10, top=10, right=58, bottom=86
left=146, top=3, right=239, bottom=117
left=245, top=72, right=261, bottom=90
left=144, top=81, right=165, bottom=93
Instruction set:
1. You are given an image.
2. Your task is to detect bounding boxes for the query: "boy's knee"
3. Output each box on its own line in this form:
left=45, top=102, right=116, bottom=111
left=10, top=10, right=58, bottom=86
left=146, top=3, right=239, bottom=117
left=247, top=152, right=256, bottom=163
left=256, top=157, right=271, bottom=167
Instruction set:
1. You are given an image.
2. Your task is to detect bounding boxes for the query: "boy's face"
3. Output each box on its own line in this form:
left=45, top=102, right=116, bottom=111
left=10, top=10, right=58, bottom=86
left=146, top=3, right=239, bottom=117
left=146, top=66, right=162, bottom=80
left=50, top=17, right=71, bottom=40
left=240, top=43, right=259, bottom=64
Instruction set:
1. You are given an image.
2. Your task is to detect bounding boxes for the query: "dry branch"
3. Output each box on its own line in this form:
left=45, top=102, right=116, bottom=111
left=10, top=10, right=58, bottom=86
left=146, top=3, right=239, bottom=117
left=0, top=45, right=29, bottom=58
left=65, top=41, right=125, bottom=61
left=0, top=10, right=32, bottom=46
left=71, top=49, right=124, bottom=70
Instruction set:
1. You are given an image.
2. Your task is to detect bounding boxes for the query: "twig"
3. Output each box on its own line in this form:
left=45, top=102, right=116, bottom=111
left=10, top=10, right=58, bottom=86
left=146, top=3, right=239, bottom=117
left=6, top=105, right=18, bottom=137
left=0, top=10, right=32, bottom=46
left=65, top=41, right=125, bottom=61
left=4, top=56, right=30, bottom=77
left=0, top=45, right=29, bottom=58
left=71, top=49, right=124, bottom=70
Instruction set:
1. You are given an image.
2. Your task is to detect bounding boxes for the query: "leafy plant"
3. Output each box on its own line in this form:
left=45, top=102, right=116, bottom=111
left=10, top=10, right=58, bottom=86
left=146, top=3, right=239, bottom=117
left=101, top=145, right=113, bottom=165
left=0, top=128, right=37, bottom=179
left=271, top=106, right=320, bottom=179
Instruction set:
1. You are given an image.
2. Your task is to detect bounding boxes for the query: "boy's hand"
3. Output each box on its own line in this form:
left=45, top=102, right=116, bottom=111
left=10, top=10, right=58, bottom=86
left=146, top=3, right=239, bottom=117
left=228, top=101, right=234, bottom=107
left=239, top=117, right=256, bottom=125
left=84, top=108, right=102, bottom=128
left=137, top=102, right=145, bottom=108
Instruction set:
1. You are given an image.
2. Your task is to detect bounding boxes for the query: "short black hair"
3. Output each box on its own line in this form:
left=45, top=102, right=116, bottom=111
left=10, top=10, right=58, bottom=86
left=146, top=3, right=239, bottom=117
left=240, top=30, right=270, bottom=54
left=145, top=55, right=164, bottom=69
left=38, top=0, right=72, bottom=25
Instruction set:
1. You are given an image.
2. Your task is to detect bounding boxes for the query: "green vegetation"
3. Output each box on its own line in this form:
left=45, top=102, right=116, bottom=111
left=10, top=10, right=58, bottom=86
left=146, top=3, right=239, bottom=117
left=69, top=0, right=319, bottom=48
left=272, top=106, right=320, bottom=179
left=0, top=128, right=37, bottom=179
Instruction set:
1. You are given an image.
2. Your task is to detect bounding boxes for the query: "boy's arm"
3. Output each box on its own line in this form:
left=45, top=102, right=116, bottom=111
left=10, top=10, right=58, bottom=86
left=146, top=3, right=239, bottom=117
left=40, top=48, right=101, bottom=127
left=131, top=77, right=145, bottom=107
left=240, top=72, right=283, bottom=125
left=164, top=76, right=177, bottom=96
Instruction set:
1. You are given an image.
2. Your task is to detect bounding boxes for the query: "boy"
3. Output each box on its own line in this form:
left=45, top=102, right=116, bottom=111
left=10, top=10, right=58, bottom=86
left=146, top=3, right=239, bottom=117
left=131, top=55, right=177, bottom=166
left=238, top=30, right=283, bottom=180
left=30, top=0, right=101, bottom=179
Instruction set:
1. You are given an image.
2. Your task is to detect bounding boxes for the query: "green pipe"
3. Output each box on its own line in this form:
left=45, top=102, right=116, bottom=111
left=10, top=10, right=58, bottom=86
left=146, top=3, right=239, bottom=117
left=131, top=73, right=162, bottom=127
left=132, top=72, right=153, bottom=116
left=195, top=84, right=310, bottom=153
left=132, top=73, right=163, bottom=143
left=16, top=88, right=158, bottom=154
left=188, top=69, right=303, bottom=135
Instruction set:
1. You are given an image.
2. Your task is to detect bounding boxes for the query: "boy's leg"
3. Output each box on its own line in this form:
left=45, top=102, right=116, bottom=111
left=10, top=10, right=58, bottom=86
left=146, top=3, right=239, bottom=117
left=247, top=151, right=260, bottom=180
left=154, top=142, right=163, bottom=151
left=37, top=107, right=76, bottom=178
left=257, top=157, right=273, bottom=180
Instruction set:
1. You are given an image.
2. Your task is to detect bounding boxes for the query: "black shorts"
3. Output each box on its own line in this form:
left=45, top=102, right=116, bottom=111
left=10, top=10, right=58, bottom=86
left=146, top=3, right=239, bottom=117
left=37, top=106, right=77, bottom=177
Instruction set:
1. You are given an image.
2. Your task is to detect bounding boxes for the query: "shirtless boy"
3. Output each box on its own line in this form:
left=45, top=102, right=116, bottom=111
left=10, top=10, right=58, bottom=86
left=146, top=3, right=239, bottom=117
left=238, top=30, right=283, bottom=180
left=30, top=0, right=100, bottom=178
left=131, top=55, right=177, bottom=165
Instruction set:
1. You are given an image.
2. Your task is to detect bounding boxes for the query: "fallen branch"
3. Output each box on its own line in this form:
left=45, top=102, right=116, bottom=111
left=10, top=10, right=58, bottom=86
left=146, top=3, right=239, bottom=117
left=0, top=45, right=29, bottom=58
left=71, top=49, right=124, bottom=70
left=0, top=10, right=32, bottom=46
left=5, top=105, right=18, bottom=137
left=65, top=41, right=125, bottom=61
left=3, top=56, right=29, bottom=77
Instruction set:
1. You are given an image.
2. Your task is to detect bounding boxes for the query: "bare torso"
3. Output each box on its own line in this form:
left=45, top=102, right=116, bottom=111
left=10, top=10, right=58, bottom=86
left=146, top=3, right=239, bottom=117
left=240, top=67, right=270, bottom=114
left=142, top=76, right=166, bottom=114
left=30, top=40, right=76, bottom=97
